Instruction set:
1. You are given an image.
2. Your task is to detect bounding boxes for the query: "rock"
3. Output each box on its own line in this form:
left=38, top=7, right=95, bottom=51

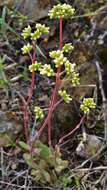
left=55, top=101, right=80, bottom=135
left=0, top=111, right=23, bottom=147
left=0, top=0, right=50, bottom=21
left=76, top=134, right=102, bottom=159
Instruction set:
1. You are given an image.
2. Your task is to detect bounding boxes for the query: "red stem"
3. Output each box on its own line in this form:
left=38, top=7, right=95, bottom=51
left=48, top=115, right=52, bottom=146
left=59, top=16, right=62, bottom=50
left=38, top=72, right=61, bottom=143
left=52, top=99, right=63, bottom=111
left=23, top=46, right=36, bottom=142
left=38, top=17, right=63, bottom=146
left=23, top=109, right=29, bottom=142
left=57, top=115, right=85, bottom=145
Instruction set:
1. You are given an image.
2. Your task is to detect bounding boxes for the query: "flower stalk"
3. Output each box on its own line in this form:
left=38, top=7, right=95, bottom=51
left=38, top=17, right=63, bottom=146
left=23, top=46, right=36, bottom=142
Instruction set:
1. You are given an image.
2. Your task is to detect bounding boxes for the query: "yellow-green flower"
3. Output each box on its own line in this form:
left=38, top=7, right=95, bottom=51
left=31, top=30, right=42, bottom=40
left=21, top=43, right=33, bottom=54
left=49, top=50, right=63, bottom=59
left=53, top=55, right=67, bottom=68
left=49, top=50, right=67, bottom=68
left=34, top=106, right=44, bottom=120
left=29, top=61, right=41, bottom=72
left=80, top=98, right=96, bottom=114
left=62, top=43, right=74, bottom=53
left=64, top=61, right=76, bottom=76
left=71, top=72, right=80, bottom=86
left=35, top=23, right=49, bottom=35
left=48, top=3, right=75, bottom=19
left=31, top=24, right=49, bottom=40
left=58, top=89, right=72, bottom=103
left=21, top=25, right=31, bottom=39
left=40, top=64, right=54, bottom=77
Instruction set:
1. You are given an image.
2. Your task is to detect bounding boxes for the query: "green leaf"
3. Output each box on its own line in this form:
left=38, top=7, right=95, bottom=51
left=42, top=170, right=51, bottom=183
left=36, top=141, right=52, bottom=162
left=19, top=141, right=30, bottom=151
left=23, top=153, right=39, bottom=169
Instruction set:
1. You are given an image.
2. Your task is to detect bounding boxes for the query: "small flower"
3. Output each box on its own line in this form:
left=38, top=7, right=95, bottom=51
left=40, top=64, right=55, bottom=77
left=49, top=50, right=67, bottom=68
left=29, top=61, right=41, bottom=72
left=64, top=61, right=76, bottom=75
left=71, top=72, right=80, bottom=86
left=35, top=23, right=49, bottom=35
left=53, top=54, right=67, bottom=68
left=80, top=98, right=96, bottom=114
left=58, top=89, right=72, bottom=103
left=48, top=3, right=75, bottom=19
left=34, top=106, right=44, bottom=120
left=49, top=50, right=62, bottom=59
left=62, top=43, right=74, bottom=53
left=21, top=25, right=31, bottom=39
left=31, top=30, right=42, bottom=40
left=21, top=43, right=33, bottom=54
left=31, top=24, right=49, bottom=40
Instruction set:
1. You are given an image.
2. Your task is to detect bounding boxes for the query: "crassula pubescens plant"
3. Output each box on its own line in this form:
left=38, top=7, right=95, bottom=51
left=21, top=3, right=96, bottom=148
left=20, top=3, right=97, bottom=185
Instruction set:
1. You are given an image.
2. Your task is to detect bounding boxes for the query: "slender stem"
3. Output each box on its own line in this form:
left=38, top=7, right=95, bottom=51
left=23, top=46, right=36, bottom=142
left=59, top=16, right=63, bottom=50
left=38, top=17, right=63, bottom=146
left=57, top=115, right=85, bottom=145
left=27, top=46, right=36, bottom=105
left=38, top=113, right=50, bottom=137
left=48, top=114, right=52, bottom=146
left=38, top=80, right=62, bottom=138
left=27, top=71, right=35, bottom=105
left=46, top=17, right=63, bottom=144
left=52, top=99, right=63, bottom=111
left=23, top=109, right=29, bottom=142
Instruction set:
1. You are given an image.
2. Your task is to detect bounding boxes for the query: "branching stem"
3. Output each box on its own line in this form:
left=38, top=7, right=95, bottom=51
left=38, top=17, right=63, bottom=146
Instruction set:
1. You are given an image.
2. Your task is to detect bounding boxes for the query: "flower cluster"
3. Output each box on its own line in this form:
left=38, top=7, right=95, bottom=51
left=49, top=50, right=67, bottom=68
left=71, top=72, right=80, bottom=86
left=29, top=61, right=41, bottom=72
left=21, top=24, right=49, bottom=54
left=49, top=50, right=62, bottom=59
left=64, top=61, right=75, bottom=76
left=58, top=89, right=72, bottom=103
left=31, top=23, right=49, bottom=40
left=34, top=106, right=44, bottom=120
left=48, top=3, right=75, bottom=19
left=21, top=24, right=49, bottom=41
left=49, top=46, right=80, bottom=86
left=21, top=25, right=31, bottom=39
left=80, top=98, right=96, bottom=114
left=21, top=43, right=33, bottom=54
left=62, top=43, right=74, bottom=53
left=40, top=64, right=54, bottom=77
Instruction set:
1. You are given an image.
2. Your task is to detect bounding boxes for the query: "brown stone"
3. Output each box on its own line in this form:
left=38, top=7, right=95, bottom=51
left=76, top=134, right=102, bottom=158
